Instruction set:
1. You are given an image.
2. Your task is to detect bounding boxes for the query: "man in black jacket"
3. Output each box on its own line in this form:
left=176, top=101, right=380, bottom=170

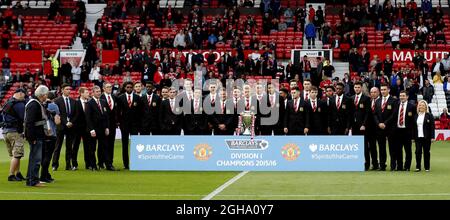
left=305, top=86, right=328, bottom=135
left=52, top=84, right=77, bottom=171
left=374, top=83, right=399, bottom=171
left=284, top=87, right=309, bottom=135
left=117, top=81, right=142, bottom=169
left=140, top=82, right=161, bottom=135
left=366, top=87, right=380, bottom=170
left=211, top=88, right=234, bottom=135
left=24, top=85, right=49, bottom=187
left=159, top=87, right=183, bottom=135
left=351, top=81, right=371, bottom=170
left=393, top=91, right=416, bottom=171
left=328, top=83, right=351, bottom=135
left=183, top=88, right=208, bottom=135
left=72, top=87, right=91, bottom=170
left=85, top=86, right=113, bottom=171
left=101, top=83, right=118, bottom=165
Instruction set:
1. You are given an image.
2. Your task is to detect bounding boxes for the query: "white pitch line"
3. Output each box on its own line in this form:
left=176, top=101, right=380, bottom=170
left=214, top=193, right=450, bottom=198
left=202, top=171, right=249, bottom=200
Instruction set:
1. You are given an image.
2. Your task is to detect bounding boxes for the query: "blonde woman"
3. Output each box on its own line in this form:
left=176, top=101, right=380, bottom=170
left=413, top=100, right=435, bottom=172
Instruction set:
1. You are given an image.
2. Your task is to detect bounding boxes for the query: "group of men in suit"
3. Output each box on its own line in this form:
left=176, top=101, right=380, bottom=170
left=50, top=77, right=421, bottom=172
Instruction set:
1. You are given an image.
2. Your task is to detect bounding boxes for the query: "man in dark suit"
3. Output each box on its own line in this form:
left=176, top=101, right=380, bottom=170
left=277, top=88, right=289, bottom=135
left=301, top=79, right=312, bottom=101
left=85, top=86, right=114, bottom=171
left=374, top=83, right=399, bottom=171
left=141, top=82, right=161, bottom=135
left=72, top=87, right=91, bottom=170
left=393, top=90, right=416, bottom=171
left=259, top=83, right=281, bottom=135
left=237, top=85, right=260, bottom=135
left=100, top=82, right=118, bottom=166
left=328, top=83, right=351, bottom=135
left=284, top=87, right=309, bottom=135
left=350, top=81, right=371, bottom=170
left=211, top=88, right=234, bottom=135
left=431, top=57, right=444, bottom=78
left=52, top=83, right=77, bottom=171
left=160, top=87, right=183, bottom=135
left=366, top=87, right=380, bottom=170
left=183, top=88, right=209, bottom=135
left=117, top=81, right=142, bottom=169
left=306, top=86, right=328, bottom=135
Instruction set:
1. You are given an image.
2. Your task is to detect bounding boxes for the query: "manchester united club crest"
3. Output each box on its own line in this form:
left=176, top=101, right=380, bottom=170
left=281, top=143, right=300, bottom=161
left=193, top=144, right=213, bottom=161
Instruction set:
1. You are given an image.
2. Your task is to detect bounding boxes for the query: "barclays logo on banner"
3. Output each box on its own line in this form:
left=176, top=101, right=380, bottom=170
left=225, top=139, right=269, bottom=150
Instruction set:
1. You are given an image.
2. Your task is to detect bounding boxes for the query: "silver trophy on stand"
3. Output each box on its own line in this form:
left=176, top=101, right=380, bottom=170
left=238, top=111, right=256, bottom=138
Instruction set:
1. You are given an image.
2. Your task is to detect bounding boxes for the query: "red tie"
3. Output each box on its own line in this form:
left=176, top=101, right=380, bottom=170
left=382, top=97, right=387, bottom=112
left=354, top=95, right=359, bottom=107
left=246, top=99, right=250, bottom=110
left=399, top=103, right=404, bottom=126
left=194, top=99, right=199, bottom=112
left=337, top=96, right=341, bottom=109
left=96, top=99, right=102, bottom=114
left=270, top=95, right=275, bottom=107
left=107, top=95, right=112, bottom=110
left=211, top=96, right=215, bottom=104
left=148, top=94, right=152, bottom=107
left=312, top=100, right=316, bottom=112
left=371, top=100, right=375, bottom=112
left=222, top=101, right=225, bottom=114
left=294, top=98, right=298, bottom=112
left=305, top=92, right=309, bottom=101
left=127, top=94, right=132, bottom=107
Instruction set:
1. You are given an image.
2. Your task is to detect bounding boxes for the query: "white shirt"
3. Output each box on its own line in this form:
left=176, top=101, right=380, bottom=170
left=433, top=62, right=441, bottom=73
left=104, top=93, right=114, bottom=110
left=397, top=101, right=407, bottom=128
left=417, top=113, right=425, bottom=138
left=126, top=93, right=133, bottom=104
left=382, top=95, right=390, bottom=106
left=390, top=28, right=400, bottom=42
left=89, top=67, right=101, bottom=80
left=72, top=66, right=81, bottom=81
left=80, top=98, right=88, bottom=112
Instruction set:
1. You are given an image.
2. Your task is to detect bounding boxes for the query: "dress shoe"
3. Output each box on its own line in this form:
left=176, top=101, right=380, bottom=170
left=52, top=166, right=57, bottom=171
left=379, top=167, right=386, bottom=171
left=106, top=166, right=116, bottom=171
left=370, top=167, right=379, bottom=171
left=8, top=175, right=20, bottom=181
left=415, top=169, right=421, bottom=172
left=34, top=183, right=46, bottom=187
left=40, top=178, right=54, bottom=183
left=98, top=164, right=105, bottom=169
left=404, top=168, right=410, bottom=171
left=72, top=166, right=78, bottom=171
left=15, top=172, right=25, bottom=181
left=425, top=170, right=430, bottom=172
left=124, top=166, right=129, bottom=170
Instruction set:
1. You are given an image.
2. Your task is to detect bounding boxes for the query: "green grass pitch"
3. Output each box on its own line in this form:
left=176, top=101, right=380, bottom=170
left=0, top=140, right=449, bottom=200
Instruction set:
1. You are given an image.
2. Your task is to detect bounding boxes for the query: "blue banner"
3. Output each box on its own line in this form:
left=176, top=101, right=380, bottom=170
left=130, top=136, right=365, bottom=171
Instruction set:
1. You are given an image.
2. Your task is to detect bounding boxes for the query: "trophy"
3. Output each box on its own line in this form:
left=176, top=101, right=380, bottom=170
left=238, top=111, right=256, bottom=137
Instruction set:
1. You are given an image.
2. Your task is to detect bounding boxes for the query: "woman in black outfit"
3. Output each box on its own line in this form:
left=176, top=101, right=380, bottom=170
left=413, top=100, right=435, bottom=172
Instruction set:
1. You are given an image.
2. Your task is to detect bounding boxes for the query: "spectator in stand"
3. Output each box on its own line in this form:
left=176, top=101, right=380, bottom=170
left=173, top=29, right=186, bottom=51
left=71, top=64, right=81, bottom=88
left=390, top=25, right=400, bottom=49
left=322, top=59, right=335, bottom=79
left=284, top=5, right=294, bottom=27
left=383, top=55, right=394, bottom=77
left=1, top=28, right=11, bottom=50
left=48, top=0, right=60, bottom=20
left=433, top=72, right=444, bottom=84
left=442, top=54, right=450, bottom=75
left=444, top=73, right=450, bottom=94
left=305, top=22, right=316, bottom=49
left=14, top=15, right=24, bottom=37
left=431, top=57, right=445, bottom=78
left=2, top=53, right=11, bottom=79
left=89, top=62, right=102, bottom=85
left=440, top=108, right=449, bottom=129
left=421, top=79, right=434, bottom=104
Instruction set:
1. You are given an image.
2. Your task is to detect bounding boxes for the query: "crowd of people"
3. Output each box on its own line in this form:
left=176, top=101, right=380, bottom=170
left=0, top=1, right=447, bottom=187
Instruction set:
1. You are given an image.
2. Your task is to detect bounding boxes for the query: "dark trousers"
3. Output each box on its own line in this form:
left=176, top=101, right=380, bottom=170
left=52, top=128, right=75, bottom=169
left=366, top=133, right=379, bottom=169
left=161, top=128, right=182, bottom=135
left=106, top=126, right=116, bottom=165
left=94, top=133, right=112, bottom=168
left=184, top=128, right=208, bottom=135
left=72, top=129, right=91, bottom=168
left=120, top=126, right=138, bottom=168
left=41, top=137, right=56, bottom=180
left=26, top=140, right=43, bottom=186
left=376, top=130, right=394, bottom=170
left=415, top=138, right=431, bottom=170
left=395, top=128, right=412, bottom=170
left=307, top=37, right=315, bottom=48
